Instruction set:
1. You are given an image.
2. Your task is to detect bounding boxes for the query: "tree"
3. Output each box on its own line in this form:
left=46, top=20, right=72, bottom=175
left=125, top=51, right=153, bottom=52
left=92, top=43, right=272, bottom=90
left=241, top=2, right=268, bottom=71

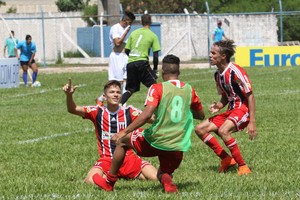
left=0, top=1, right=6, bottom=7
left=56, top=0, right=85, bottom=12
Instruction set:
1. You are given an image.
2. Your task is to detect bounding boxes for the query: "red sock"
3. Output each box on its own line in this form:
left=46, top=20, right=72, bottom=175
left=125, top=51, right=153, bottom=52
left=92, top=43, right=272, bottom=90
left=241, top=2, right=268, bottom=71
left=202, top=133, right=229, bottom=159
left=106, top=172, right=118, bottom=186
left=225, top=138, right=246, bottom=166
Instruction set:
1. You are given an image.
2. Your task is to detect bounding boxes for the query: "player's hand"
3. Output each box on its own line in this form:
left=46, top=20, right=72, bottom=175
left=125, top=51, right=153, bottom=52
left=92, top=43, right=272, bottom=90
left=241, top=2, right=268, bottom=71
left=246, top=122, right=257, bottom=140
left=209, top=101, right=220, bottom=114
left=111, top=130, right=127, bottom=144
left=63, top=78, right=77, bottom=95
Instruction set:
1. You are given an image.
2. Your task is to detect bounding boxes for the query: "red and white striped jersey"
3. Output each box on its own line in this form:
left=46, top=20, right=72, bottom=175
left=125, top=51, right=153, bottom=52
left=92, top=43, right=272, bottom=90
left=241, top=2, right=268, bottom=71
left=214, top=62, right=253, bottom=110
left=83, top=105, right=141, bottom=158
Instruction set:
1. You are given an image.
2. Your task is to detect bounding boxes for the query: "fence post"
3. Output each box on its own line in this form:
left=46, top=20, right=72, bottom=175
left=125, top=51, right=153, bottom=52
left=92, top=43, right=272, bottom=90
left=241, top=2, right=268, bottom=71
left=205, top=1, right=211, bottom=68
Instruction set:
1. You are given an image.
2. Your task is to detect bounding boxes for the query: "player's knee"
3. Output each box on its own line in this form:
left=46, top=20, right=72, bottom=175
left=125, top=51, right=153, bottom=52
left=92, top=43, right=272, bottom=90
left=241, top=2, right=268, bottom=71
left=195, top=124, right=206, bottom=136
left=218, top=127, right=230, bottom=138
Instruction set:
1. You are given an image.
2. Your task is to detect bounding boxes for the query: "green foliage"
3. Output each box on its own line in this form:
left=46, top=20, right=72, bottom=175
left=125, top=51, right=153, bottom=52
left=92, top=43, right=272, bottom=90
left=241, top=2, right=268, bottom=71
left=82, top=4, right=99, bottom=26
left=0, top=0, right=5, bottom=7
left=6, top=6, right=17, bottom=13
left=0, top=66, right=299, bottom=199
left=55, top=0, right=85, bottom=12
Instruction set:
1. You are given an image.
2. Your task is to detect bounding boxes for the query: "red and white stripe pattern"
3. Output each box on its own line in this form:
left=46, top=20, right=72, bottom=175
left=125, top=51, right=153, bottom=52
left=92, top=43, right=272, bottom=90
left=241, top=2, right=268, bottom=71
left=214, top=62, right=253, bottom=110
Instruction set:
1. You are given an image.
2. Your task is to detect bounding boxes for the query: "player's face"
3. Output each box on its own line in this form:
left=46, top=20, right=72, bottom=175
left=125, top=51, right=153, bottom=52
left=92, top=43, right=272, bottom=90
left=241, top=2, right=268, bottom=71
left=209, top=45, right=223, bottom=66
left=26, top=37, right=32, bottom=45
left=104, top=85, right=122, bottom=105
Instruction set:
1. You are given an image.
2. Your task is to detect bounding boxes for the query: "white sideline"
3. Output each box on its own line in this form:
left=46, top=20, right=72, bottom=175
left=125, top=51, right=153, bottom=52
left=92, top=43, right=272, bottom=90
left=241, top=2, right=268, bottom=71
left=16, top=128, right=93, bottom=144
left=4, top=84, right=87, bottom=98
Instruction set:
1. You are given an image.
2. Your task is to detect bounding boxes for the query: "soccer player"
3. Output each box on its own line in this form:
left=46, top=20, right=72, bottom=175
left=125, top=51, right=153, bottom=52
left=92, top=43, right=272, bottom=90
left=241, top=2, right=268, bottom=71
left=195, top=39, right=257, bottom=175
left=92, top=54, right=205, bottom=193
left=3, top=30, right=18, bottom=58
left=16, top=34, right=38, bottom=86
left=63, top=79, right=157, bottom=185
left=120, top=14, right=161, bottom=105
left=97, top=11, right=136, bottom=106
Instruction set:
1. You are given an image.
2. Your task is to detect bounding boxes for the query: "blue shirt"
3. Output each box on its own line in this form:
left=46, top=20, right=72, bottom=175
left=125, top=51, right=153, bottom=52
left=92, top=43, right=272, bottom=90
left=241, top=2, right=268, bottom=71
left=16, top=40, right=36, bottom=61
left=213, top=27, right=225, bottom=42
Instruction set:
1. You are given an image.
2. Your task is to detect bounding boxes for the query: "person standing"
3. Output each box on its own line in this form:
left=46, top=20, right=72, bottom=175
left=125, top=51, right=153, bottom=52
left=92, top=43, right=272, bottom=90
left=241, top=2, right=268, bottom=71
left=3, top=30, right=18, bottom=58
left=120, top=14, right=161, bottom=105
left=63, top=79, right=157, bottom=185
left=97, top=11, right=136, bottom=106
left=195, top=39, right=257, bottom=175
left=16, top=34, right=38, bottom=86
left=212, top=20, right=228, bottom=43
left=93, top=54, right=205, bottom=193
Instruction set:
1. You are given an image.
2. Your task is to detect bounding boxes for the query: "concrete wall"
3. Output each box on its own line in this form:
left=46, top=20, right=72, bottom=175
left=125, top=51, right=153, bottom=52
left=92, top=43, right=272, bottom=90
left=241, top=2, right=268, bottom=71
left=0, top=12, right=278, bottom=63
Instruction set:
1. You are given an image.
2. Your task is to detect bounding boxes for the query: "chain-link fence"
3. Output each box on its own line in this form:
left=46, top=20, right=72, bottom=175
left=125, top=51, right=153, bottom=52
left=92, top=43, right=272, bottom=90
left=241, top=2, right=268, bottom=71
left=1, top=10, right=299, bottom=65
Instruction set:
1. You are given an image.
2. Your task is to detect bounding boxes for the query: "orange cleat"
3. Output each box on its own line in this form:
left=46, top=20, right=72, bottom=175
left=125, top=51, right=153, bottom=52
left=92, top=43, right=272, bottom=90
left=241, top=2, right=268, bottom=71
left=219, top=156, right=237, bottom=173
left=238, top=165, right=251, bottom=176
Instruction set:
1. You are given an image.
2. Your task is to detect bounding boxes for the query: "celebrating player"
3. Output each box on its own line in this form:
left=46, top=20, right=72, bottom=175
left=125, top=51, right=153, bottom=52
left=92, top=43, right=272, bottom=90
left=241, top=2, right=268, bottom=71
left=63, top=79, right=157, bottom=184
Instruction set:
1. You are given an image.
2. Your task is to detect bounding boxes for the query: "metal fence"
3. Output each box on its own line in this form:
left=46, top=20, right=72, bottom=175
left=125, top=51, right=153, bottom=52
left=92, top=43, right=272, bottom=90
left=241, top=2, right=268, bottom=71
left=0, top=10, right=299, bottom=66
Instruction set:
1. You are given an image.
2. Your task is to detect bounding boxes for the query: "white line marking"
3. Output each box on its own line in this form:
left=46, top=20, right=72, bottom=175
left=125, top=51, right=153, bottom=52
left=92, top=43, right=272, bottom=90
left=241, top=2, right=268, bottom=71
left=3, top=84, right=87, bottom=99
left=16, top=128, right=93, bottom=144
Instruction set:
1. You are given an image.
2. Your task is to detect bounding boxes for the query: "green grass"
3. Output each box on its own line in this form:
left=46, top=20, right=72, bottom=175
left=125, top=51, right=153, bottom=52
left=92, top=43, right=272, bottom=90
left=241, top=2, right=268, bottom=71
left=0, top=66, right=299, bottom=199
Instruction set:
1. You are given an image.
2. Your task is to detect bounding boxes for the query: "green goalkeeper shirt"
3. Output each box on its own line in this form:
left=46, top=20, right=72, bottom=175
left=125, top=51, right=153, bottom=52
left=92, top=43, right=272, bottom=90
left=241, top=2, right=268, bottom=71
left=125, top=27, right=161, bottom=63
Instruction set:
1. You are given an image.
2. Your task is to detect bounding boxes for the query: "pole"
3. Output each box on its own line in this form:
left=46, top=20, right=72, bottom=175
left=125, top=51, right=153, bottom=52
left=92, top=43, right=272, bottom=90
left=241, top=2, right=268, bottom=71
left=279, top=0, right=283, bottom=45
left=40, top=6, right=46, bottom=67
left=205, top=1, right=211, bottom=68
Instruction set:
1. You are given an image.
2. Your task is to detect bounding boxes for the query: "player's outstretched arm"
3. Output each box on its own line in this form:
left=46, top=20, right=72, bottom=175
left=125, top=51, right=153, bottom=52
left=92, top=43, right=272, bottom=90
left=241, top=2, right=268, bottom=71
left=63, top=78, right=84, bottom=117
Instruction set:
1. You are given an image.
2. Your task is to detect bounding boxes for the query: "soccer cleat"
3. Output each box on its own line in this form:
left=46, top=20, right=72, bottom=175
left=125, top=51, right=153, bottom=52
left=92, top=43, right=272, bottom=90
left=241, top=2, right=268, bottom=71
left=238, top=165, right=251, bottom=176
left=160, top=173, right=178, bottom=193
left=219, top=156, right=237, bottom=173
left=92, top=174, right=114, bottom=191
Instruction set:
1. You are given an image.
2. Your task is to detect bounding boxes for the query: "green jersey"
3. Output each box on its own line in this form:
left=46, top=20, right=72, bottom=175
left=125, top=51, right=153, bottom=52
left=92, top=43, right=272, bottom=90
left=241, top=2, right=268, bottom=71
left=143, top=81, right=194, bottom=152
left=125, top=27, right=161, bottom=63
left=5, top=37, right=18, bottom=57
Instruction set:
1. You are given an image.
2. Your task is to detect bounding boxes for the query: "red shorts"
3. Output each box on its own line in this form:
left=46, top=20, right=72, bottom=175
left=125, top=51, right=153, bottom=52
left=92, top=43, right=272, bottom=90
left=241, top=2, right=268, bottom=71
left=209, top=108, right=250, bottom=131
left=130, top=129, right=183, bottom=175
left=93, top=150, right=150, bottom=179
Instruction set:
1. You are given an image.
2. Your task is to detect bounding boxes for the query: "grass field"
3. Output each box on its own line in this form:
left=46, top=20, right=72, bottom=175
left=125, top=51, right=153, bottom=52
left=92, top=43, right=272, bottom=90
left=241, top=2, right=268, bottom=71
left=0, top=66, right=299, bottom=199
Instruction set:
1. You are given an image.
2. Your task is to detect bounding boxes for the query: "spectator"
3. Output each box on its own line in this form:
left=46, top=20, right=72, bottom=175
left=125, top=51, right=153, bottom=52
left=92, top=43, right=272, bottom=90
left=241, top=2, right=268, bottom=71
left=4, top=30, right=18, bottom=58
left=212, top=20, right=228, bottom=43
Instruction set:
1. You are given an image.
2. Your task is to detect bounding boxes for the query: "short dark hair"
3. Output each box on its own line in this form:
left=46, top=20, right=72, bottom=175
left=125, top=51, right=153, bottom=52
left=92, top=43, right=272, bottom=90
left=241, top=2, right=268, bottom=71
left=141, top=14, right=151, bottom=26
left=214, top=39, right=236, bottom=62
left=103, top=80, right=121, bottom=93
left=162, top=54, right=180, bottom=75
left=123, top=11, right=135, bottom=21
left=25, top=34, right=31, bottom=40
left=11, top=30, right=14, bottom=34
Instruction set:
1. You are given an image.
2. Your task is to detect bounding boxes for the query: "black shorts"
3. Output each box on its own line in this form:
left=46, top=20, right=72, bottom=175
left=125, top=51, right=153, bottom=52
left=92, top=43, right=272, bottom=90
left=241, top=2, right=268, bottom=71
left=20, top=59, right=35, bottom=66
left=126, top=60, right=157, bottom=93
